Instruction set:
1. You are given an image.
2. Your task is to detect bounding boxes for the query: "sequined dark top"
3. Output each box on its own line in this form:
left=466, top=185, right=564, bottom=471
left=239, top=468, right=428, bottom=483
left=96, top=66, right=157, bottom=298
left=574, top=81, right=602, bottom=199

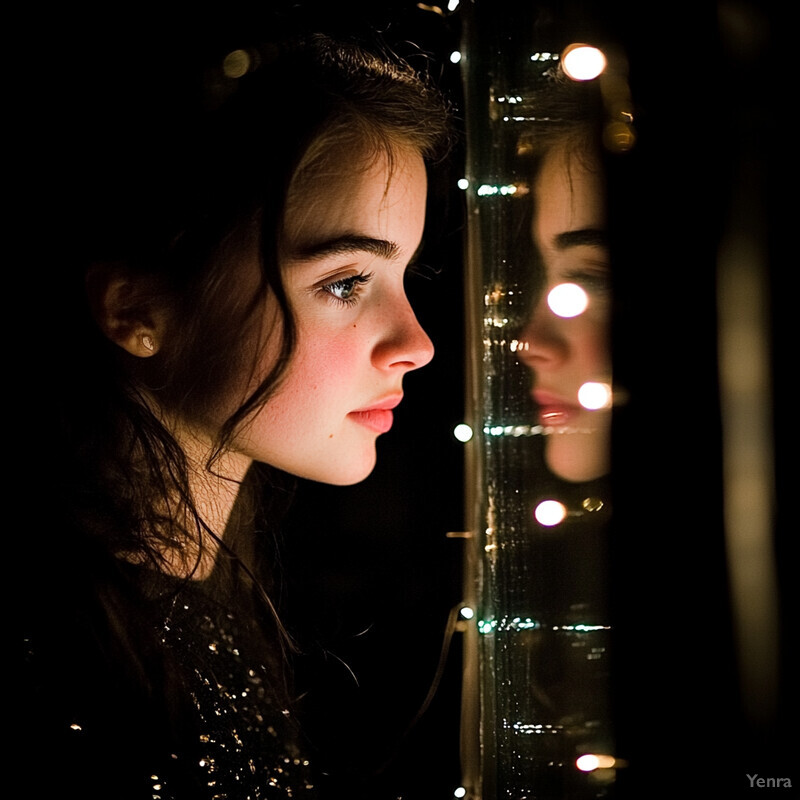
left=22, top=564, right=318, bottom=800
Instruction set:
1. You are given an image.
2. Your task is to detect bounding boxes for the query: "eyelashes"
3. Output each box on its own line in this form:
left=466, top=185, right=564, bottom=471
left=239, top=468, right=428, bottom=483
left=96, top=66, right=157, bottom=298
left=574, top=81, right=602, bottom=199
left=563, top=268, right=610, bottom=296
left=318, top=272, right=374, bottom=306
left=313, top=260, right=432, bottom=308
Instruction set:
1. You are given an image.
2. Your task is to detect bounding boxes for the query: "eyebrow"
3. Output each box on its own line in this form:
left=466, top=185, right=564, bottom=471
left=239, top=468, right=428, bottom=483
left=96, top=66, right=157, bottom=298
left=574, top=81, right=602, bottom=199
left=554, top=228, right=608, bottom=250
left=290, top=234, right=400, bottom=262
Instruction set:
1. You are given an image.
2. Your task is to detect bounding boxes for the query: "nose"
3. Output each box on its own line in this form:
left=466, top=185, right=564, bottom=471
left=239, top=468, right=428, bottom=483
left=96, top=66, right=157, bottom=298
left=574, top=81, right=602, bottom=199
left=518, top=294, right=568, bottom=371
left=371, top=294, right=434, bottom=372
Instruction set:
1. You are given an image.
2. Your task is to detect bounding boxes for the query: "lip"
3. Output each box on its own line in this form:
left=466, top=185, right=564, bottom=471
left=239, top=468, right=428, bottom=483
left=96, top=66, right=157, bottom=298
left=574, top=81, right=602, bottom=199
left=532, top=389, right=579, bottom=427
left=348, top=394, right=403, bottom=434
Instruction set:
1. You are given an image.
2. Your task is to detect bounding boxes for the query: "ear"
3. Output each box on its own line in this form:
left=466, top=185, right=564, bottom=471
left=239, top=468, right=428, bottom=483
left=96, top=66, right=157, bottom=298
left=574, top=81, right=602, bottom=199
left=86, top=264, right=168, bottom=358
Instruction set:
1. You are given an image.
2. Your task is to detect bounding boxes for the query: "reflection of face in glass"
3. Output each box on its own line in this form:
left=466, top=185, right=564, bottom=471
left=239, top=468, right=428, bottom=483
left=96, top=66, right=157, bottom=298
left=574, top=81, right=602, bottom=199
left=519, top=142, right=611, bottom=482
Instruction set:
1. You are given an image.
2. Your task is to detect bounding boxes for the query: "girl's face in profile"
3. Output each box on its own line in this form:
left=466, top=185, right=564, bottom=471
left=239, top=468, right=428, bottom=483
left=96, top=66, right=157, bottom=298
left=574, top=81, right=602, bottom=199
left=211, top=143, right=434, bottom=485
left=520, top=144, right=611, bottom=482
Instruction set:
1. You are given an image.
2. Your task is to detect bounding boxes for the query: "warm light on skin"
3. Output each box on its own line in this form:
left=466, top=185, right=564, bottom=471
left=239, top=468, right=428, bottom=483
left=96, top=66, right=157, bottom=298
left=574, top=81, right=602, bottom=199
left=205, top=143, right=433, bottom=488
left=561, top=44, right=607, bottom=81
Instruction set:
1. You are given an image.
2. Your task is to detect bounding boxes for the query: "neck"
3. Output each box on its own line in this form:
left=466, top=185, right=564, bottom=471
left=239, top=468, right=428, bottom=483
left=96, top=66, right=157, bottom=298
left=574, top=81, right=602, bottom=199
left=169, top=426, right=254, bottom=580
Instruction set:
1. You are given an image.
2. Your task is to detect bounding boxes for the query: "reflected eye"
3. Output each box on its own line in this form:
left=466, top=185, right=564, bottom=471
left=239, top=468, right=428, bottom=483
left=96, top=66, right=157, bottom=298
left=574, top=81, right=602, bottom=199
left=564, top=269, right=610, bottom=297
left=319, top=272, right=373, bottom=306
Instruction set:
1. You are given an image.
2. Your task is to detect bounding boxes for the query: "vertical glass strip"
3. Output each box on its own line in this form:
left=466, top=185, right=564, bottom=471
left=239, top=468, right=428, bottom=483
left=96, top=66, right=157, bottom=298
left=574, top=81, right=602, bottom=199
left=460, top=2, right=633, bottom=797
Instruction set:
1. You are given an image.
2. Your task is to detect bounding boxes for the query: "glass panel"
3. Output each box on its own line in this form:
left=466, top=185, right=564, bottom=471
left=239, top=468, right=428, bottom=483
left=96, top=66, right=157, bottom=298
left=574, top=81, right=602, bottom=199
left=459, top=2, right=634, bottom=796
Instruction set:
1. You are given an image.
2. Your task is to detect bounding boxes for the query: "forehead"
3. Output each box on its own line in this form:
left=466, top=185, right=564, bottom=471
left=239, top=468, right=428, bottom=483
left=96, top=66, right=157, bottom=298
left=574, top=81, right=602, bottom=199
left=533, top=145, right=606, bottom=243
left=282, top=143, right=428, bottom=251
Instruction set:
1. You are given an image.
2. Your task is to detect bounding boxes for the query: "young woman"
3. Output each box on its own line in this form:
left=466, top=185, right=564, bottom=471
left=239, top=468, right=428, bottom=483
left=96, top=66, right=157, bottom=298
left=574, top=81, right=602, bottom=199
left=22, top=31, right=451, bottom=799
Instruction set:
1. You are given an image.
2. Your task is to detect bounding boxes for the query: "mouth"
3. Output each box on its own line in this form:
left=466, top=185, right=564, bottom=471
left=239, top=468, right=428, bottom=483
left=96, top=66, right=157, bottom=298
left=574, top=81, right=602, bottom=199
left=531, top=390, right=579, bottom=427
left=348, top=394, right=403, bottom=434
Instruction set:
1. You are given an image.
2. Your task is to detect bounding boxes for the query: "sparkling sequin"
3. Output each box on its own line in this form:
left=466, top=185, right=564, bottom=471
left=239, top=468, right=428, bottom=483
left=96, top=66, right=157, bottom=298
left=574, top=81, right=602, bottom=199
left=151, top=582, right=317, bottom=798
left=24, top=570, right=317, bottom=799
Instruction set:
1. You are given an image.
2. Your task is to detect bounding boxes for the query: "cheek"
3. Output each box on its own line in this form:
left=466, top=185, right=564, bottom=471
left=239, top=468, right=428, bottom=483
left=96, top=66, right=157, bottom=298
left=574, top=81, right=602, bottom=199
left=271, top=325, right=366, bottom=420
left=295, top=327, right=361, bottom=386
left=569, top=313, right=611, bottom=373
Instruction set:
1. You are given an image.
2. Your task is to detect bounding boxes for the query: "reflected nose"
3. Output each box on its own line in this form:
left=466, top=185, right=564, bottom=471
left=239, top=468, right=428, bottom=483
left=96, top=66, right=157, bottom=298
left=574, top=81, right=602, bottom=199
left=518, top=296, right=568, bottom=370
left=372, top=295, right=434, bottom=371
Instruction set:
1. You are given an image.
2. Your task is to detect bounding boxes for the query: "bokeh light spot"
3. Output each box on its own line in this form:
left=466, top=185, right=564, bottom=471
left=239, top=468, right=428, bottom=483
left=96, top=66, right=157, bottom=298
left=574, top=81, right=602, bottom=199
left=454, top=423, right=474, bottom=442
left=577, top=754, right=617, bottom=771
left=576, top=754, right=600, bottom=772
left=222, top=49, right=251, bottom=79
left=548, top=283, right=588, bottom=318
left=534, top=500, right=567, bottom=527
left=578, top=382, right=612, bottom=410
left=561, top=44, right=607, bottom=81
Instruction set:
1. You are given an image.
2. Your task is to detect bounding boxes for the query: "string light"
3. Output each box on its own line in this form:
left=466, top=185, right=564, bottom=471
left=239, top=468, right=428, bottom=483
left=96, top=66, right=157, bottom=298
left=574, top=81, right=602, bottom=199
left=561, top=44, right=607, bottom=81
left=454, top=423, right=474, bottom=442
left=477, top=183, right=518, bottom=197
left=576, top=754, right=617, bottom=772
left=534, top=500, right=567, bottom=526
left=577, top=382, right=613, bottom=410
left=548, top=282, right=588, bottom=318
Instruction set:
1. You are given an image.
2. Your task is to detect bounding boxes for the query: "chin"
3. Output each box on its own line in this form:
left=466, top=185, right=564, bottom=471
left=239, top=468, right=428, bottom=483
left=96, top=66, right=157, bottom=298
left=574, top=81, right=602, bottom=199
left=295, top=450, right=378, bottom=487
left=545, top=430, right=610, bottom=484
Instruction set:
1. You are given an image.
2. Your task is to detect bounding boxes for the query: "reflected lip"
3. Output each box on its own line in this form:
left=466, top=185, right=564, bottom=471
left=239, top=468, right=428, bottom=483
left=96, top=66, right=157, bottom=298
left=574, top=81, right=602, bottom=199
left=532, top=389, right=578, bottom=426
left=532, top=389, right=576, bottom=408
left=348, top=394, right=403, bottom=433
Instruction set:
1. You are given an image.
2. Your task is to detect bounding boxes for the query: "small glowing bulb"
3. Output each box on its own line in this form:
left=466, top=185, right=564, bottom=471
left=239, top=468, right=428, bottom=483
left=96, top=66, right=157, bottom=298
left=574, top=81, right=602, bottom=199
left=534, top=500, right=567, bottom=527
left=448, top=0, right=461, bottom=11
left=577, top=382, right=612, bottom=410
left=576, top=754, right=600, bottom=772
left=450, top=50, right=462, bottom=64
left=576, top=754, right=616, bottom=771
left=561, top=44, right=607, bottom=81
left=454, top=788, right=467, bottom=799
left=460, top=606, right=475, bottom=620
left=454, top=423, right=473, bottom=442
left=548, top=283, right=588, bottom=318
left=457, top=178, right=469, bottom=190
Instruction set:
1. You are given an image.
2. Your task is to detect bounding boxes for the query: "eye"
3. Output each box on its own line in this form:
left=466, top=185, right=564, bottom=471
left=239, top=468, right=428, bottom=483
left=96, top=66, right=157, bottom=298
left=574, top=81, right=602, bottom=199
left=319, top=272, right=373, bottom=306
left=563, top=268, right=610, bottom=296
